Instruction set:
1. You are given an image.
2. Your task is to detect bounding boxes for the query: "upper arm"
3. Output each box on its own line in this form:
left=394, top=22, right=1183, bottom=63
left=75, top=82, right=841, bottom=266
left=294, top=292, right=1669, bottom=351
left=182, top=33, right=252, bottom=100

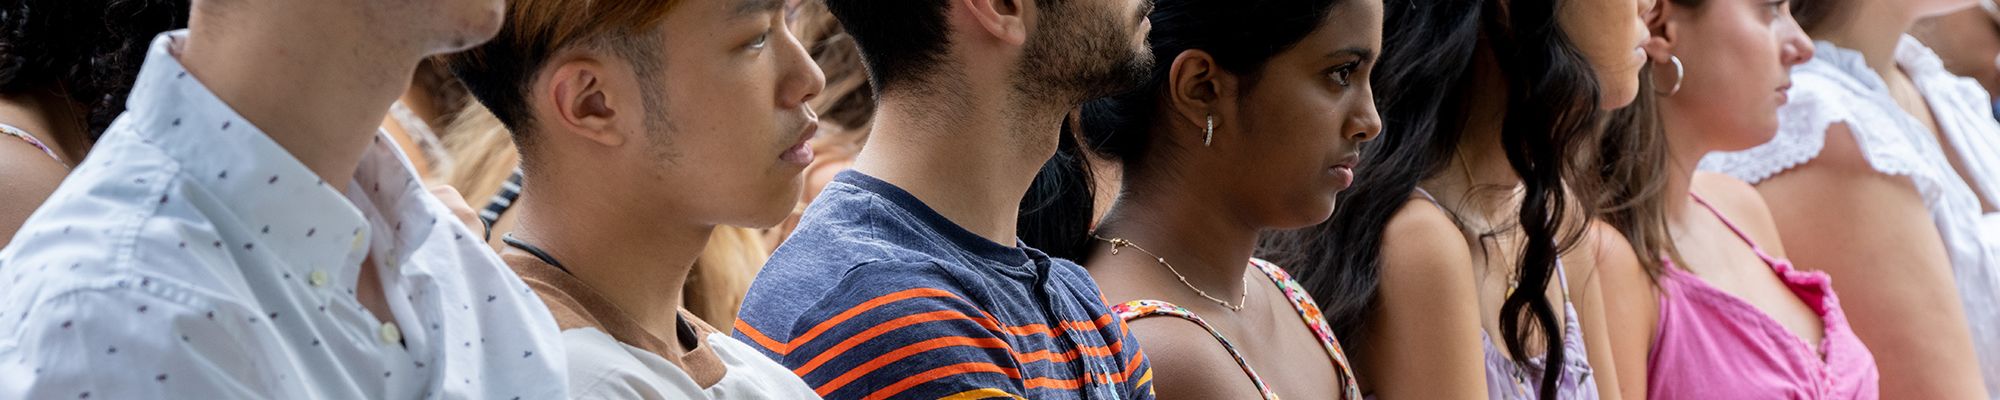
left=1364, top=200, right=1488, bottom=399
left=1573, top=221, right=1652, bottom=400
left=0, top=143, right=72, bottom=244
left=780, top=268, right=1028, bottom=399
left=1752, top=123, right=1988, bottom=398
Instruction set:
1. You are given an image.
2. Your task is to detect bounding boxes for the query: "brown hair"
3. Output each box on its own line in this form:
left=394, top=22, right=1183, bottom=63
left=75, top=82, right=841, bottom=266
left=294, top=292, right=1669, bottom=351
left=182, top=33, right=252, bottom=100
left=1593, top=0, right=1711, bottom=276
left=441, top=101, right=520, bottom=205
left=442, top=0, right=679, bottom=149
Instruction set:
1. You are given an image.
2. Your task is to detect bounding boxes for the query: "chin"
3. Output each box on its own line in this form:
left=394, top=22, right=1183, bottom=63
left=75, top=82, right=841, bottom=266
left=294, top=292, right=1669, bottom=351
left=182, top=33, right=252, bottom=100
left=447, top=2, right=506, bottom=50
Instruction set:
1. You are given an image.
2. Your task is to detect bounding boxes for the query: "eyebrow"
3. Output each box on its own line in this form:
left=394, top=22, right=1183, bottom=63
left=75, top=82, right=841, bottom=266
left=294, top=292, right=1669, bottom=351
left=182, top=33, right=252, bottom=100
left=734, top=0, right=785, bottom=18
left=1330, top=47, right=1376, bottom=62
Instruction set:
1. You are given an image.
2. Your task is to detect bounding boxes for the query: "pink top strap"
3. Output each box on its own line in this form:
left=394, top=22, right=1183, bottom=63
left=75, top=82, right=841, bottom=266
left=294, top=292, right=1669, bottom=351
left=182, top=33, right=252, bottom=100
left=1687, top=192, right=1785, bottom=269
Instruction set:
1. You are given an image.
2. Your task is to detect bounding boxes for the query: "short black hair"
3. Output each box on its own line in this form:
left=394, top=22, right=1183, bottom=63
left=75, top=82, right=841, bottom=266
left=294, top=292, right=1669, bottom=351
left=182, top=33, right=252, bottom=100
left=0, top=0, right=190, bottom=141
left=821, top=0, right=954, bottom=94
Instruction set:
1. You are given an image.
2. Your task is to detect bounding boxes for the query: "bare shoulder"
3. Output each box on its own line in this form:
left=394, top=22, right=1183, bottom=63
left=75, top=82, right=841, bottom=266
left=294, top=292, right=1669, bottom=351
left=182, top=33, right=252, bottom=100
left=0, top=142, right=71, bottom=242
left=1565, top=220, right=1641, bottom=283
left=1123, top=314, right=1260, bottom=399
left=1379, top=197, right=1475, bottom=278
left=1692, top=171, right=1790, bottom=257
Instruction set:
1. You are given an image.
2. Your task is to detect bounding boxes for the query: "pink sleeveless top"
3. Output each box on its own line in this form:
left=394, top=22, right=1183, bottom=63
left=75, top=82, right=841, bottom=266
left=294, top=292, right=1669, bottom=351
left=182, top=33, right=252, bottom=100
left=1648, top=194, right=1880, bottom=399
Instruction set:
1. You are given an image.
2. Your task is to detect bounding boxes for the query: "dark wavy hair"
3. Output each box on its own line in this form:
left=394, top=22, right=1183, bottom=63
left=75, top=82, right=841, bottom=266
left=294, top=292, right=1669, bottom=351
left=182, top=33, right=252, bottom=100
left=1257, top=0, right=1605, bottom=397
left=0, top=0, right=189, bottom=141
left=1017, top=0, right=1349, bottom=262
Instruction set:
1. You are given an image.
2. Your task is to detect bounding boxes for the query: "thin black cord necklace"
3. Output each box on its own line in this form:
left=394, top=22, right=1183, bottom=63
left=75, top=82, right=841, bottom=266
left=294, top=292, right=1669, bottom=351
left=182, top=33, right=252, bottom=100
left=499, top=232, right=700, bottom=348
left=501, top=233, right=571, bottom=275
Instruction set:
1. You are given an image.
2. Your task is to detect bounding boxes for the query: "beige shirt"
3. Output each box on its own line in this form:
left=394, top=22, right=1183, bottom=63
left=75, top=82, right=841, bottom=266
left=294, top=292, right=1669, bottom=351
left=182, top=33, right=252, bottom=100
left=506, top=252, right=820, bottom=399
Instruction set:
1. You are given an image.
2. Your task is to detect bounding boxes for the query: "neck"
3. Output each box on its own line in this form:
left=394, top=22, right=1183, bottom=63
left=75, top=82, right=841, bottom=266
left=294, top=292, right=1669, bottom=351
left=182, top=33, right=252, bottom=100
left=1425, top=70, right=1522, bottom=226
left=852, top=84, right=1071, bottom=244
left=0, top=90, right=90, bottom=161
left=180, top=7, right=416, bottom=190
left=1658, top=105, right=1710, bottom=234
left=1814, top=2, right=1919, bottom=75
left=1093, top=168, right=1259, bottom=306
left=510, top=171, right=710, bottom=348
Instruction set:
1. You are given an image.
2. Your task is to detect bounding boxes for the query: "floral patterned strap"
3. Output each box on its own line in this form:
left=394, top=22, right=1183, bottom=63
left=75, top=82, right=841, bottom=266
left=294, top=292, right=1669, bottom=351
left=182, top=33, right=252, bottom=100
left=1250, top=258, right=1365, bottom=400
left=0, top=123, right=64, bottom=166
left=1111, top=299, right=1281, bottom=400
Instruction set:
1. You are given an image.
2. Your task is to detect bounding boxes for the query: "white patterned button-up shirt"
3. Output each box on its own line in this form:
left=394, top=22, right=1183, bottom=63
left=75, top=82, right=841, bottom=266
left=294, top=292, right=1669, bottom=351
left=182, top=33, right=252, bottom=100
left=0, top=31, right=568, bottom=399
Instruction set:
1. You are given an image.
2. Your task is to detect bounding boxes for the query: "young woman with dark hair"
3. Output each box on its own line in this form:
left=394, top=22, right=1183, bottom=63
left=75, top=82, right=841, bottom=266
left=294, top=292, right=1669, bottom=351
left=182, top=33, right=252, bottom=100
left=1017, top=0, right=1384, bottom=397
left=0, top=0, right=188, bottom=243
left=1594, top=0, right=1895, bottom=398
left=1699, top=0, right=2000, bottom=395
left=1254, top=0, right=1653, bottom=397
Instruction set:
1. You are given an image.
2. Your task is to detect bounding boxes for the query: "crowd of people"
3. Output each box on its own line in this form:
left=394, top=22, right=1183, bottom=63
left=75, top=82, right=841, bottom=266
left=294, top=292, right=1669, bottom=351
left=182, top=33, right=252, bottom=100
left=1, top=0, right=1998, bottom=398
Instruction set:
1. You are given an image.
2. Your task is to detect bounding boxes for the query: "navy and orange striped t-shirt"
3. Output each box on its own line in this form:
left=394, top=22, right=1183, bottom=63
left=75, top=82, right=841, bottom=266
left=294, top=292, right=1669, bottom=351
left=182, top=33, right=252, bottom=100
left=735, top=171, right=1153, bottom=400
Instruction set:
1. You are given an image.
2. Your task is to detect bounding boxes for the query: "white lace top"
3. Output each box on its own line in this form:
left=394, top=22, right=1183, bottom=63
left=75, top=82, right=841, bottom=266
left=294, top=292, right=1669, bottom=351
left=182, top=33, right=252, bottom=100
left=1699, top=36, right=2000, bottom=397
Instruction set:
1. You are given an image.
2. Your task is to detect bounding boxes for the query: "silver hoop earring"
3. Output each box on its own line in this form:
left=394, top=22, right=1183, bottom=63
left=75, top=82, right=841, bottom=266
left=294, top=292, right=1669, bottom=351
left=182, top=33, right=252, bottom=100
left=1657, top=55, right=1685, bottom=96
left=1204, top=115, right=1214, bottom=147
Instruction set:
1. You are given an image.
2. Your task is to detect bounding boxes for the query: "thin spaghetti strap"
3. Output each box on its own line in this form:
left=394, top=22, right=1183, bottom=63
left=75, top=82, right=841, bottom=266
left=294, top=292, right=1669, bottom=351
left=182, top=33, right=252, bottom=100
left=1111, top=299, right=1282, bottom=399
left=1688, top=192, right=1783, bottom=266
left=1411, top=187, right=1451, bottom=216
left=1555, top=259, right=1572, bottom=298
left=0, top=123, right=65, bottom=167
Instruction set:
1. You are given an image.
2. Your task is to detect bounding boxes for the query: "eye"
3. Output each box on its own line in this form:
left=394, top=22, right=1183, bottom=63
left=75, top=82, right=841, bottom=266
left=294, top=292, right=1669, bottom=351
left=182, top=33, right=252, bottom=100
left=1765, top=0, right=1787, bottom=19
left=749, top=29, right=772, bottom=50
left=1328, top=62, right=1361, bottom=87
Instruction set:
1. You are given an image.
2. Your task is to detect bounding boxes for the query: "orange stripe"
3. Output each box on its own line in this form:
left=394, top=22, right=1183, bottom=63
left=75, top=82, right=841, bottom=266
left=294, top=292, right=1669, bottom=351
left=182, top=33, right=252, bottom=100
left=814, top=336, right=1014, bottom=395
left=795, top=310, right=987, bottom=376
left=732, top=319, right=786, bottom=354
left=860, top=362, right=1020, bottom=400
left=1024, top=377, right=1083, bottom=390
left=785, top=288, right=962, bottom=355
left=1015, top=348, right=1079, bottom=364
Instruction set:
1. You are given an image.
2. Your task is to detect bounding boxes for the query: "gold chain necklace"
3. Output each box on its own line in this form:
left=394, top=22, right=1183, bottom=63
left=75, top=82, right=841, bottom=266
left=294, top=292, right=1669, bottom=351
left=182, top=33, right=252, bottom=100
left=1093, top=235, right=1248, bottom=311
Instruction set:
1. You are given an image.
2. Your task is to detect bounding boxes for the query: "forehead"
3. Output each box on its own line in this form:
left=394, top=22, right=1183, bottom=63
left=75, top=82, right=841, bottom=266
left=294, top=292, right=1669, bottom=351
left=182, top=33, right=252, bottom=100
left=665, top=0, right=786, bottom=22
left=1290, top=0, right=1386, bottom=54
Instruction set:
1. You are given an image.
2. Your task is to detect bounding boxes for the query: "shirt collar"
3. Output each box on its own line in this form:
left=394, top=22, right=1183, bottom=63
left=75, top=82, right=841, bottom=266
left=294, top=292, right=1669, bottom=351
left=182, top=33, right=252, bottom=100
left=123, top=30, right=441, bottom=285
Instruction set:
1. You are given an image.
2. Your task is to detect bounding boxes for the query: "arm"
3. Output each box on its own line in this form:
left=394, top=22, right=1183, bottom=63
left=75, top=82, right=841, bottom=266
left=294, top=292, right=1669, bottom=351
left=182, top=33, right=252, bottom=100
left=1749, top=124, right=1988, bottom=398
left=0, top=289, right=268, bottom=399
left=1585, top=220, right=1657, bottom=400
left=1364, top=199, right=1489, bottom=399
left=1561, top=221, right=1638, bottom=400
left=0, top=141, right=70, bottom=244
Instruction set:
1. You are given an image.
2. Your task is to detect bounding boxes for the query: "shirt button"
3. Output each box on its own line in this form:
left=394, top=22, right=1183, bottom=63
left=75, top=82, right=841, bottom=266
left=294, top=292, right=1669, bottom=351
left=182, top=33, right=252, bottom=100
left=309, top=270, right=329, bottom=287
left=380, top=322, right=402, bottom=344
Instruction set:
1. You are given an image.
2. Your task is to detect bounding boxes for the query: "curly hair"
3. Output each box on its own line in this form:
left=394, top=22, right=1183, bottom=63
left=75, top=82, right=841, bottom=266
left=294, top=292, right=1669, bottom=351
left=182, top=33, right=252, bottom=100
left=0, top=0, right=190, bottom=141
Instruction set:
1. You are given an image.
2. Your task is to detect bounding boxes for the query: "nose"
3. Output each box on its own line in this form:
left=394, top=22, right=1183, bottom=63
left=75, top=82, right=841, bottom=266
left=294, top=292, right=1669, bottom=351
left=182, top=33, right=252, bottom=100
left=779, top=22, right=826, bottom=109
left=1346, top=92, right=1384, bottom=143
left=1778, top=14, right=1814, bottom=67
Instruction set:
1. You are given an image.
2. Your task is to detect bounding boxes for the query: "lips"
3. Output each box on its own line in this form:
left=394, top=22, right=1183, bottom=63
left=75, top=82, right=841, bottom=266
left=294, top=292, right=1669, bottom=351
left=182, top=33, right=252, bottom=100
left=1329, top=153, right=1360, bottom=189
left=780, top=121, right=818, bottom=167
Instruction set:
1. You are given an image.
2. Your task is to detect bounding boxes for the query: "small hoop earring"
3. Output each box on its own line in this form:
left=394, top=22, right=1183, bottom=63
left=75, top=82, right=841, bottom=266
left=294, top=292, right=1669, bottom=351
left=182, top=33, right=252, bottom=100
left=1204, top=115, right=1214, bottom=147
left=1656, top=55, right=1685, bottom=96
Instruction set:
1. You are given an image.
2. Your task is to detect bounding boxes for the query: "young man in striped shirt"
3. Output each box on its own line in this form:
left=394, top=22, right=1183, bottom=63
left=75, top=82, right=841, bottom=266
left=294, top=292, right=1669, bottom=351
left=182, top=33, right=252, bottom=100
left=733, top=0, right=1159, bottom=398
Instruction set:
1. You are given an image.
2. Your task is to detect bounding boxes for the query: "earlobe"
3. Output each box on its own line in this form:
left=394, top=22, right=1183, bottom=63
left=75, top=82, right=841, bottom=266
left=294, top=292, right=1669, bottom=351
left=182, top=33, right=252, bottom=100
left=960, top=0, right=1028, bottom=46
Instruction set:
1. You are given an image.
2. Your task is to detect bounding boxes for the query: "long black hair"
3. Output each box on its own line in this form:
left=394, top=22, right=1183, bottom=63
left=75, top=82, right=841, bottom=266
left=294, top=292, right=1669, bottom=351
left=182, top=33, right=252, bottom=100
left=1258, top=0, right=1605, bottom=397
left=1017, top=0, right=1349, bottom=262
